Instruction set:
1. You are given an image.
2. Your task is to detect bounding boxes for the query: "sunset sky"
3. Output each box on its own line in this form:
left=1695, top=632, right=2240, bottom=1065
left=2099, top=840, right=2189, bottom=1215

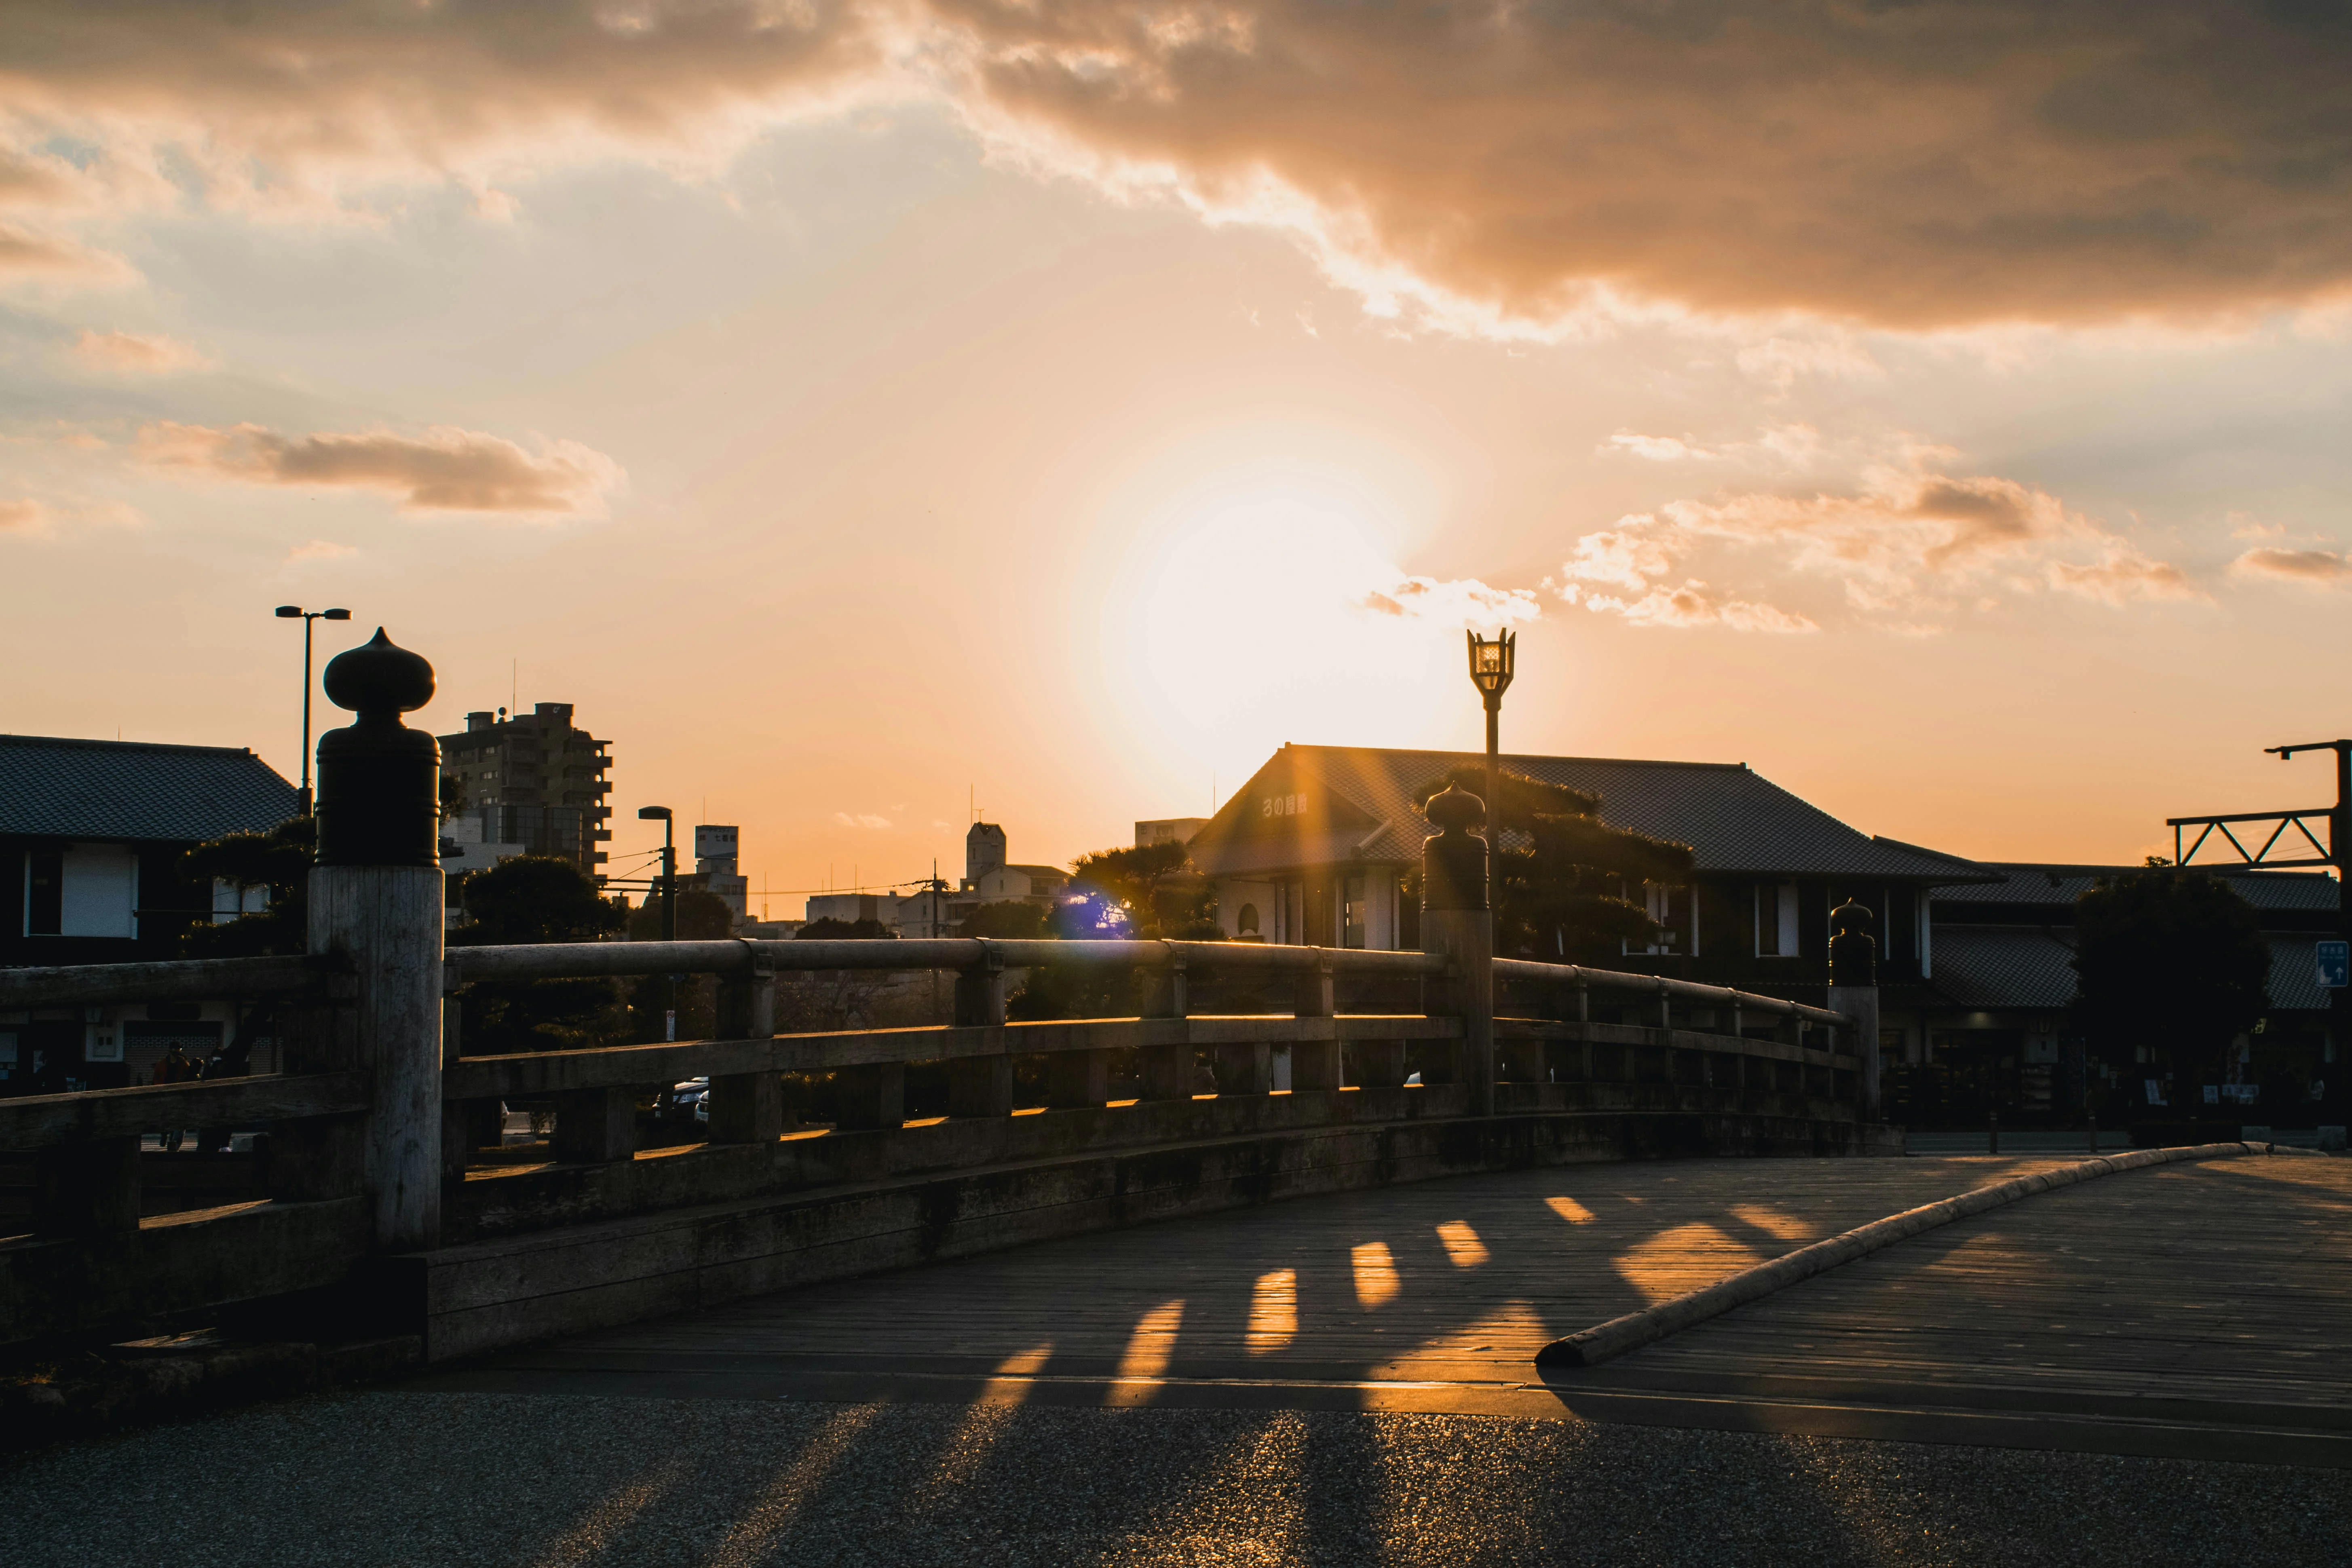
left=5, top=2, right=2350, bottom=901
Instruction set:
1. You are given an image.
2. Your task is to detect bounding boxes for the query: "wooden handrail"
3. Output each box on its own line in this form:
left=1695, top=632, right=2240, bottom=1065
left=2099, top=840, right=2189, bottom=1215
left=447, top=937, right=1444, bottom=983
left=441, top=1014, right=1464, bottom=1099
left=0, top=1071, right=370, bottom=1150
left=1492, top=957, right=1852, bottom=1029
left=0, top=953, right=328, bottom=1008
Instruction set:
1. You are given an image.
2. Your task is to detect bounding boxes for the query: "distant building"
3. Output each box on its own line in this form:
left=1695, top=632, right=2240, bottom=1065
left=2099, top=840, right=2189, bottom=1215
left=804, top=892, right=893, bottom=926
left=695, top=824, right=747, bottom=923
left=1135, top=817, right=1209, bottom=849
left=956, top=820, right=1067, bottom=912
left=1, top=734, right=299, bottom=1092
left=1912, top=862, right=2341, bottom=1117
left=437, top=704, right=612, bottom=880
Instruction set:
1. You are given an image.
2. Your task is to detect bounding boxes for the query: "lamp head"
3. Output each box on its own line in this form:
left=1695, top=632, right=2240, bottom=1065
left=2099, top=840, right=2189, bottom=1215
left=1466, top=627, right=1516, bottom=698
left=323, top=608, right=351, bottom=620
left=274, top=605, right=302, bottom=618
left=638, top=806, right=672, bottom=821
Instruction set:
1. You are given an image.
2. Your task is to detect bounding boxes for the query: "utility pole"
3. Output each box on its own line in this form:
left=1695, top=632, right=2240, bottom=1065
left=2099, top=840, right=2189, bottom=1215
left=638, top=806, right=678, bottom=1041
left=2265, top=740, right=2352, bottom=1071
left=2168, top=737, right=2352, bottom=1086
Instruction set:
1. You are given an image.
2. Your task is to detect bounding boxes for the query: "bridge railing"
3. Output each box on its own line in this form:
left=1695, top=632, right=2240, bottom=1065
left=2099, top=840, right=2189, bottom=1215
left=2, top=937, right=1856, bottom=1310
left=0, top=629, right=1872, bottom=1351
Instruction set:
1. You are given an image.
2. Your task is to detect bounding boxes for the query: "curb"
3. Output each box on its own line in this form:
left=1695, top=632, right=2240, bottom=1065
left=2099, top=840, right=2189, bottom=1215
left=1535, top=1141, right=2290, bottom=1370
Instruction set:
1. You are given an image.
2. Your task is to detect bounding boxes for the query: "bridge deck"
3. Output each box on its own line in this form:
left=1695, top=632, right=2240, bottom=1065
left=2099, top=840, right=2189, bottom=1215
left=426, top=1152, right=2352, bottom=1466
left=16, top=1154, right=2352, bottom=1567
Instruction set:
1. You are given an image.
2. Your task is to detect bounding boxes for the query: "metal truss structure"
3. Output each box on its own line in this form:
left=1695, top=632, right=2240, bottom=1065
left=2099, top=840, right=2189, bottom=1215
left=2167, top=806, right=2337, bottom=869
left=2168, top=739, right=2349, bottom=874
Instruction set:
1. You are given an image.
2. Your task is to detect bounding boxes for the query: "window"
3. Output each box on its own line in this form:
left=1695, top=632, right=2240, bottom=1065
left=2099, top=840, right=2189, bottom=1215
left=1342, top=875, right=1367, bottom=949
left=25, top=850, right=61, bottom=935
left=1756, top=883, right=1799, bottom=957
left=1237, top=902, right=1260, bottom=937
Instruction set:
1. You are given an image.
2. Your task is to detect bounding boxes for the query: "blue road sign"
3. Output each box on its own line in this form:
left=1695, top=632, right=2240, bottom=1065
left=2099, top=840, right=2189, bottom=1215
left=2320, top=940, right=2351, bottom=990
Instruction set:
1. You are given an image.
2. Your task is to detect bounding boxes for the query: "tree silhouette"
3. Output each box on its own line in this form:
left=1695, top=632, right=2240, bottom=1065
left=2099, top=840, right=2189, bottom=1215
left=1412, top=765, right=1695, bottom=960
left=2069, top=868, right=2269, bottom=1098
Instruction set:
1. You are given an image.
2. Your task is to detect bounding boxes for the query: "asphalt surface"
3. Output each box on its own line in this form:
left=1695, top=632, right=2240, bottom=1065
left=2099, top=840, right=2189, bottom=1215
left=5, top=1391, right=2348, bottom=1566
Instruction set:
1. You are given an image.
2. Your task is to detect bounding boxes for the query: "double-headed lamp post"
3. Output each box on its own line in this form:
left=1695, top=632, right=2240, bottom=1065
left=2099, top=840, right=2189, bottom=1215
left=638, top=806, right=678, bottom=1040
left=274, top=605, right=352, bottom=817
left=1466, top=628, right=1516, bottom=880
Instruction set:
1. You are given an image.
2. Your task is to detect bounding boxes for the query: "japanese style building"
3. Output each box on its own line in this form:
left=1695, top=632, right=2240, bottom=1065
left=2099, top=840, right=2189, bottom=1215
left=2, top=734, right=300, bottom=1092
left=1184, top=743, right=1986, bottom=986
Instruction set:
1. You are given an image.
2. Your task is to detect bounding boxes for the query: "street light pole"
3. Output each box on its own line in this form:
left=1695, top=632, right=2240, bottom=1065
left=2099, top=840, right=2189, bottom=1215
left=2265, top=739, right=2352, bottom=1072
left=639, top=806, right=678, bottom=1040
left=274, top=605, right=352, bottom=816
left=1465, top=629, right=1517, bottom=885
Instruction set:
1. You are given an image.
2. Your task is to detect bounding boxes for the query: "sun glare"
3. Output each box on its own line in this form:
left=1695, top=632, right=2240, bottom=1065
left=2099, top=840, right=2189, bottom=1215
left=1098, top=463, right=1485, bottom=773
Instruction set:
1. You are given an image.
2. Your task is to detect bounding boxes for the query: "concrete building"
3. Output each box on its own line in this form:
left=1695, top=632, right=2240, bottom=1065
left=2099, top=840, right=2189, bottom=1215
left=1135, top=817, right=1209, bottom=849
left=2, top=734, right=300, bottom=1092
left=695, top=824, right=748, bottom=924
left=437, top=704, right=612, bottom=880
left=949, top=820, right=1068, bottom=926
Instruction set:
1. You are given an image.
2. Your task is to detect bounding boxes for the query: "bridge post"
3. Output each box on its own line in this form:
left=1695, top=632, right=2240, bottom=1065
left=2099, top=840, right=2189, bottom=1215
left=1136, top=953, right=1192, bottom=1102
left=1419, top=786, right=1495, bottom=1116
left=950, top=949, right=1016, bottom=1116
left=1828, top=897, right=1882, bottom=1121
left=1291, top=953, right=1341, bottom=1091
left=710, top=951, right=785, bottom=1143
left=307, top=629, right=444, bottom=1254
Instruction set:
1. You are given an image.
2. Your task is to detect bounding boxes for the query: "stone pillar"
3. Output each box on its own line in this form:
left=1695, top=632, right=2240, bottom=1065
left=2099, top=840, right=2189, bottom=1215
left=1419, top=785, right=1496, bottom=1116
left=308, top=629, right=445, bottom=1254
left=1828, top=897, right=1882, bottom=1121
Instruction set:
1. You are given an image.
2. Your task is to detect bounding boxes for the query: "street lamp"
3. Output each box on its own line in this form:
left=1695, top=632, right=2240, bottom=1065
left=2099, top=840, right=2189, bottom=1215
left=638, top=806, right=678, bottom=1040
left=1465, top=628, right=1516, bottom=879
left=274, top=605, right=352, bottom=817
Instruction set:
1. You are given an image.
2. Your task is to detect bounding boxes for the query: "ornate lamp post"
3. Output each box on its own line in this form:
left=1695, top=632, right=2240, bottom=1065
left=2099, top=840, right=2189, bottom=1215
left=1465, top=628, right=1516, bottom=880
left=275, top=604, right=352, bottom=816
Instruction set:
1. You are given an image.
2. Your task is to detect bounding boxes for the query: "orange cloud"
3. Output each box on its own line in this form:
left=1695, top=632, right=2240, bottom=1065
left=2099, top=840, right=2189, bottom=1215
left=1556, top=441, right=2202, bottom=629
left=7, top=4, right=2352, bottom=330
left=0, top=498, right=46, bottom=531
left=2233, top=547, right=2352, bottom=585
left=942, top=0, right=2352, bottom=330
left=137, top=421, right=623, bottom=516
left=1359, top=574, right=1540, bottom=625
left=74, top=329, right=206, bottom=373
left=0, top=223, right=131, bottom=283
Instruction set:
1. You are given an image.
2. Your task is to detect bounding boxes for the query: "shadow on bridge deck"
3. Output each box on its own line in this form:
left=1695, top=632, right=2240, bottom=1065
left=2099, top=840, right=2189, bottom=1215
left=416, top=1152, right=2352, bottom=1469
left=12, top=1154, right=2352, bottom=1567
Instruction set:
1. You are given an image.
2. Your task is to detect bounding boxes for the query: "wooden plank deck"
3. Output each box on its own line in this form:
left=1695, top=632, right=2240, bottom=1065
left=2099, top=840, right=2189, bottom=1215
left=420, top=1153, right=2352, bottom=1465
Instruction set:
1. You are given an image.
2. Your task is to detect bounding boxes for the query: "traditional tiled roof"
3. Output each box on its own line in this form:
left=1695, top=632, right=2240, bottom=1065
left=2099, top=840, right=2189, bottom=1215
left=1188, top=744, right=1989, bottom=882
left=1928, top=923, right=2333, bottom=1013
left=0, top=734, right=298, bottom=844
left=1934, top=862, right=2341, bottom=914
left=1930, top=924, right=2081, bottom=1010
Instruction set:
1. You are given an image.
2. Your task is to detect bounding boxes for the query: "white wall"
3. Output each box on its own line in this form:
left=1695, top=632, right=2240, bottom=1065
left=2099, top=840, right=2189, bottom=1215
left=61, top=843, right=136, bottom=938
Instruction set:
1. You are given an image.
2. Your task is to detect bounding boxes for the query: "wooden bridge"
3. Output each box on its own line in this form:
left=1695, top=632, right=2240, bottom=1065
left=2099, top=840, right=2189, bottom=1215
left=0, top=926, right=1875, bottom=1365
left=9, top=640, right=2346, bottom=1561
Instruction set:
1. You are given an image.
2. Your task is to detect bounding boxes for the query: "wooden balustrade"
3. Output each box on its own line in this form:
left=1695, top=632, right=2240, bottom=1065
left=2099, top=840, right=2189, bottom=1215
left=1, top=935, right=1863, bottom=1351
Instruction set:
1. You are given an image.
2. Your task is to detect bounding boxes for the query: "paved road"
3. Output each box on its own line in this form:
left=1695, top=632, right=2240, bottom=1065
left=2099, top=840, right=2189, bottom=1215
left=6, top=1153, right=2350, bottom=1564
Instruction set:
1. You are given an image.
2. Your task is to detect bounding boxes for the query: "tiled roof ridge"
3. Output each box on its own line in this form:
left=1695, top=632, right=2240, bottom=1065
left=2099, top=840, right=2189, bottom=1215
left=1285, top=742, right=1747, bottom=772
left=0, top=733, right=260, bottom=759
